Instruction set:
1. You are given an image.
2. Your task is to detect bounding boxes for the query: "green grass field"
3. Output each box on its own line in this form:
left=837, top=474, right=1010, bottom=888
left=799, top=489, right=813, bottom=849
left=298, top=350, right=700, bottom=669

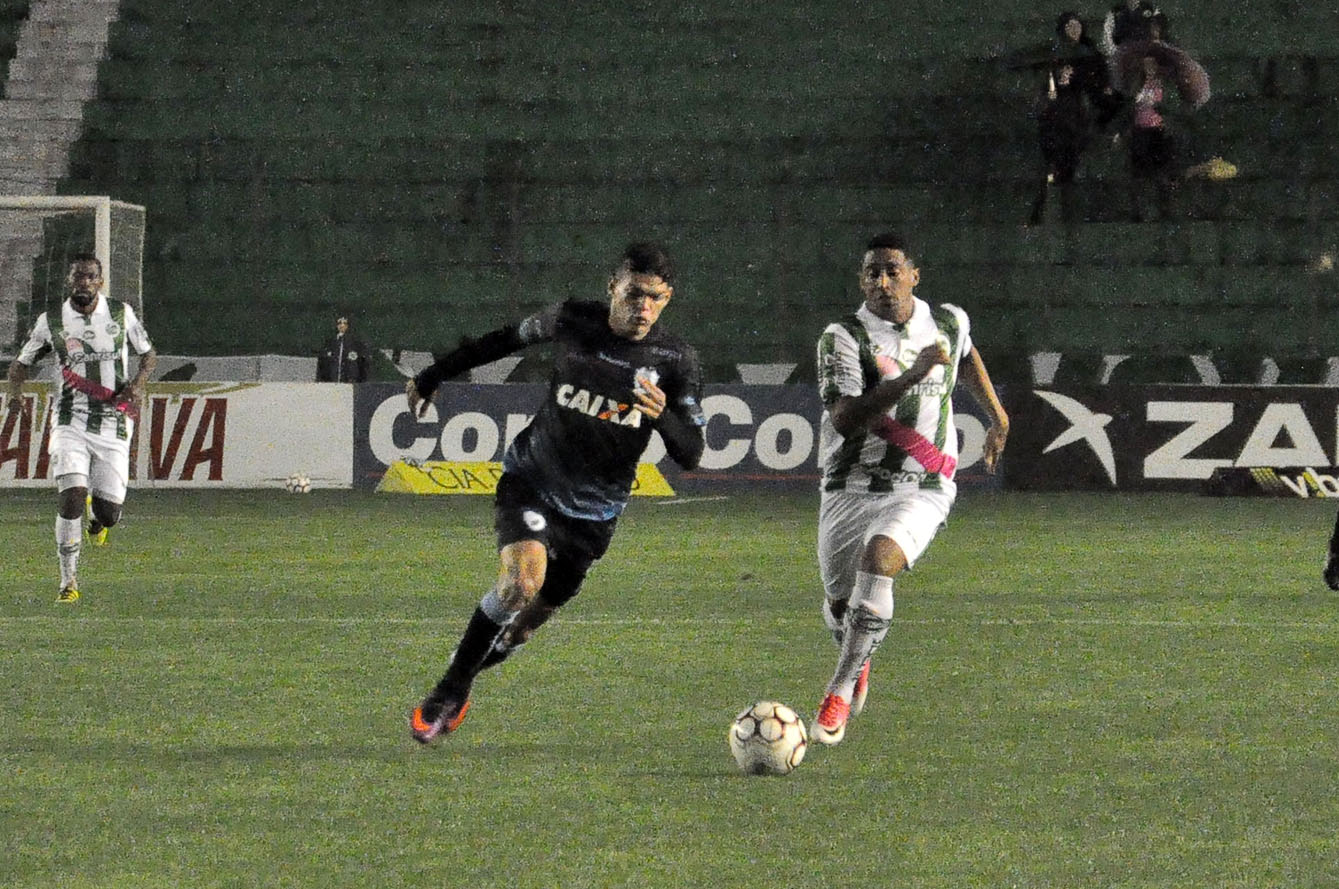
left=3, top=488, right=1337, bottom=888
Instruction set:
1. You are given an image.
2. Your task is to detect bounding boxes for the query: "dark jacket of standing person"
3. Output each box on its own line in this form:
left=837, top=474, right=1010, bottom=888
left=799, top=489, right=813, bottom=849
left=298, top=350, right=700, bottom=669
left=316, top=316, right=369, bottom=382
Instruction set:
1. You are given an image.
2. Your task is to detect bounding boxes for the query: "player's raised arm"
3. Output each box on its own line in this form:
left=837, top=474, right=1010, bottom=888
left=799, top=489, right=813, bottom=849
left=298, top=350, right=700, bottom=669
left=407, top=304, right=560, bottom=418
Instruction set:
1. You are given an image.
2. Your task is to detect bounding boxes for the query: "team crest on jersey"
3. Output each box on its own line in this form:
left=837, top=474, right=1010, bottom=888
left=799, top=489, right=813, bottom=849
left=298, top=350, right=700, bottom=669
left=105, top=322, right=121, bottom=337
left=555, top=383, right=643, bottom=427
left=81, top=328, right=98, bottom=342
left=633, top=367, right=660, bottom=393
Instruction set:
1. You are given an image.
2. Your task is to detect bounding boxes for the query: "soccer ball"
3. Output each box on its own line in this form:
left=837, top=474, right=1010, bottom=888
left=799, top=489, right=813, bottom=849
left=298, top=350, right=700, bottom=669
left=283, top=473, right=312, bottom=494
left=728, top=701, right=807, bottom=776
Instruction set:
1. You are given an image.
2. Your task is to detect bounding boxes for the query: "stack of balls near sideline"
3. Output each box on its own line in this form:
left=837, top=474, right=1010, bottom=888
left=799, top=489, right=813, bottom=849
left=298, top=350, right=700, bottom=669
left=284, top=473, right=312, bottom=494
left=729, top=701, right=807, bottom=776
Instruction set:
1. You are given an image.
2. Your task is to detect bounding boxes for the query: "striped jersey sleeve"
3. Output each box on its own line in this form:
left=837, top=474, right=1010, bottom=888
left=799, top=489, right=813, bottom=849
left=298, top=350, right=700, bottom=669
left=816, top=321, right=866, bottom=406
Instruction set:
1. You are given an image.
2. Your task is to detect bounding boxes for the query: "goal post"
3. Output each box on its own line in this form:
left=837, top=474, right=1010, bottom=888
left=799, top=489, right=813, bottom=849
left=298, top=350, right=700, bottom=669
left=0, top=195, right=146, bottom=347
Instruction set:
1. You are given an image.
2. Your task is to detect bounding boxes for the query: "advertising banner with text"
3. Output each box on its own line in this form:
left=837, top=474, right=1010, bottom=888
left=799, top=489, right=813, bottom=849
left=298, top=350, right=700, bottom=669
left=1004, top=384, right=1339, bottom=493
left=353, top=383, right=1005, bottom=495
left=0, top=382, right=352, bottom=488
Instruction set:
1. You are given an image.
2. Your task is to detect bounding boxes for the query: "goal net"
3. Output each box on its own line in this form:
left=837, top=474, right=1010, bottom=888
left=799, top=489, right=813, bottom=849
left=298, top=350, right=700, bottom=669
left=0, top=195, right=145, bottom=349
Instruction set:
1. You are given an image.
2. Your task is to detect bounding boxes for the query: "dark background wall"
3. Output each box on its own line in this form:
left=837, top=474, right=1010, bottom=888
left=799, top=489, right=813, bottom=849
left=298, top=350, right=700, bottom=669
left=44, top=0, right=1339, bottom=382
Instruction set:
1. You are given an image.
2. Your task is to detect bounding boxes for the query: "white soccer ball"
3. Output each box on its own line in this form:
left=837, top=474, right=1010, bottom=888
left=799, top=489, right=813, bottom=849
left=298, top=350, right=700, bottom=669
left=284, top=473, right=312, bottom=494
left=728, top=700, right=808, bottom=776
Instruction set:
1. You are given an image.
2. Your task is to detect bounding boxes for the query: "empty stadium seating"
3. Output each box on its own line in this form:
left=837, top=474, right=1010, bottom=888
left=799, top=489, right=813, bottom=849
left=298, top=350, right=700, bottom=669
left=26, top=0, right=1338, bottom=381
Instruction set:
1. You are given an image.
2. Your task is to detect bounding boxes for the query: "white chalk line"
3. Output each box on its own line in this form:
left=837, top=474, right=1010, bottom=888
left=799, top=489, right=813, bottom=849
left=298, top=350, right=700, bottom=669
left=1, top=615, right=1334, bottom=631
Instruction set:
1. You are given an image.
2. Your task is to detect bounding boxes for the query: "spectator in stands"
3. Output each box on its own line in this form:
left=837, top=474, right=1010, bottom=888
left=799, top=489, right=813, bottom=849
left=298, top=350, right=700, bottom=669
left=1054, top=11, right=1122, bottom=118
left=1027, top=12, right=1122, bottom=224
left=315, top=315, right=369, bottom=382
left=1126, top=53, right=1178, bottom=220
left=1029, top=60, right=1090, bottom=225
left=1100, top=0, right=1168, bottom=56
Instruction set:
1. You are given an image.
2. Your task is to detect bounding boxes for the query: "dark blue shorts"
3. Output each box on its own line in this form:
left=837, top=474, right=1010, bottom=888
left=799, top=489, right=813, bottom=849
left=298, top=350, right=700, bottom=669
left=493, top=472, right=617, bottom=562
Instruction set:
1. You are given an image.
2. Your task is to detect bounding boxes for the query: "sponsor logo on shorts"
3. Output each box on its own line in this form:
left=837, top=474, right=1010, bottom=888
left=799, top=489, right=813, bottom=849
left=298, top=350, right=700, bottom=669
left=522, top=509, right=547, bottom=532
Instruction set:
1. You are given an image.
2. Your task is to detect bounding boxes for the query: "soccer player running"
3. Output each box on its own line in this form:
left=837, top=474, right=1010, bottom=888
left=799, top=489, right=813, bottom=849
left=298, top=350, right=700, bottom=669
left=405, top=242, right=706, bottom=743
left=812, top=233, right=1008, bottom=745
left=6, top=253, right=156, bottom=602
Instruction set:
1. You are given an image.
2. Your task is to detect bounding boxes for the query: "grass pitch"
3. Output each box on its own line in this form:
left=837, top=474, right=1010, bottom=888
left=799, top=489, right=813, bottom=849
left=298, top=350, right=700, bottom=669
left=3, top=488, right=1337, bottom=888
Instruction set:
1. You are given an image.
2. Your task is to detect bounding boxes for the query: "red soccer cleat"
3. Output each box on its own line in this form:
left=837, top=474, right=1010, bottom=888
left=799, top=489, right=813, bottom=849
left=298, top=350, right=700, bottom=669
left=851, top=659, right=871, bottom=716
left=409, top=695, right=471, bottom=744
left=813, top=693, right=851, bottom=746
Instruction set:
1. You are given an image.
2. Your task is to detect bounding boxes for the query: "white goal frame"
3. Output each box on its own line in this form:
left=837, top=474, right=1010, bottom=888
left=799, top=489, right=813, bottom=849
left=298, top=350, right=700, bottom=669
left=0, top=194, right=146, bottom=320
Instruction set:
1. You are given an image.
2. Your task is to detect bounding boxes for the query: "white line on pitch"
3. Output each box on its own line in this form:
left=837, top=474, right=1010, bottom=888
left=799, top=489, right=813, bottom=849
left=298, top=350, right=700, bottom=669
left=1, top=615, right=1335, bottom=630
left=654, top=496, right=732, bottom=505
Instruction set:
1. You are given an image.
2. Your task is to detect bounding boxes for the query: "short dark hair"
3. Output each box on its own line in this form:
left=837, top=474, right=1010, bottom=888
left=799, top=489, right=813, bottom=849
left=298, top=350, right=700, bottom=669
left=620, top=242, right=674, bottom=284
left=70, top=252, right=103, bottom=275
left=865, top=233, right=912, bottom=257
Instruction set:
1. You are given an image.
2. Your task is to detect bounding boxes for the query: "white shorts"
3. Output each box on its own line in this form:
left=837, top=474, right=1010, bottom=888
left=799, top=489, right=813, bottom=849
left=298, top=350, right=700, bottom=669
left=48, top=424, right=131, bottom=503
left=817, top=488, right=953, bottom=600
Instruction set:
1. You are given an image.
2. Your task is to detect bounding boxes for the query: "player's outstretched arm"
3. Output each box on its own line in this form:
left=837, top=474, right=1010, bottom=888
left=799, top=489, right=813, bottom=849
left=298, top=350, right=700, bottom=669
left=959, top=346, right=1009, bottom=473
left=407, top=324, right=529, bottom=418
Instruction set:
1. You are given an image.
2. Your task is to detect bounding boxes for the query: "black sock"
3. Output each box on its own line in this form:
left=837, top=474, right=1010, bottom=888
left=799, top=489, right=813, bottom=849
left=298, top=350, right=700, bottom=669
left=440, top=607, right=507, bottom=690
left=1329, top=510, right=1339, bottom=557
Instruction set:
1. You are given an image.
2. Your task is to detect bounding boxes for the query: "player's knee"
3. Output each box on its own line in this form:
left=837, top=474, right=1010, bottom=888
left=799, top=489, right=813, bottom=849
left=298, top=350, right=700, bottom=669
left=57, top=486, right=87, bottom=519
left=91, top=497, right=121, bottom=528
left=506, top=564, right=546, bottom=601
left=498, top=542, right=547, bottom=606
left=860, top=535, right=908, bottom=577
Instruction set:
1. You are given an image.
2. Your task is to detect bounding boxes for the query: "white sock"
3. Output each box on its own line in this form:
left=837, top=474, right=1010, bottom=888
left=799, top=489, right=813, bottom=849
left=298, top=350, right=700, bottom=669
left=828, top=572, right=894, bottom=700
left=56, top=515, right=82, bottom=587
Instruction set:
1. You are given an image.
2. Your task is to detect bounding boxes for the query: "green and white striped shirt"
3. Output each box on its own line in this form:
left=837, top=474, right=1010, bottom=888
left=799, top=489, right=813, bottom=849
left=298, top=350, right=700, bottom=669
left=816, top=299, right=971, bottom=495
left=16, top=295, right=153, bottom=441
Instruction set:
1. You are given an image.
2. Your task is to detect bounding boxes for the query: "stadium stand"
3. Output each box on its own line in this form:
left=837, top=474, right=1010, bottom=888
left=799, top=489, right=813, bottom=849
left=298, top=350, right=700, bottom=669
left=0, top=0, right=120, bottom=340
left=0, top=0, right=1331, bottom=383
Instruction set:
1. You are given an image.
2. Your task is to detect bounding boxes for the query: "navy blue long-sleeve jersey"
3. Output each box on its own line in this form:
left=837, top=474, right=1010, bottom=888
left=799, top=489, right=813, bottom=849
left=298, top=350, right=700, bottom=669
left=417, top=299, right=706, bottom=521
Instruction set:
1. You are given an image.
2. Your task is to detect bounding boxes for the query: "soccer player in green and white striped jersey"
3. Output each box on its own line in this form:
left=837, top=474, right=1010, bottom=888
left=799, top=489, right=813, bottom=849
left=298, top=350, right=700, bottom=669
left=6, top=253, right=156, bottom=602
left=812, top=233, right=1008, bottom=745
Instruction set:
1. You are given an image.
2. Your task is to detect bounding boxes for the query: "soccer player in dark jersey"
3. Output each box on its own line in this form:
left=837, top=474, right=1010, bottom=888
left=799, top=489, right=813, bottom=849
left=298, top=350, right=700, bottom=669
left=406, top=242, right=707, bottom=743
